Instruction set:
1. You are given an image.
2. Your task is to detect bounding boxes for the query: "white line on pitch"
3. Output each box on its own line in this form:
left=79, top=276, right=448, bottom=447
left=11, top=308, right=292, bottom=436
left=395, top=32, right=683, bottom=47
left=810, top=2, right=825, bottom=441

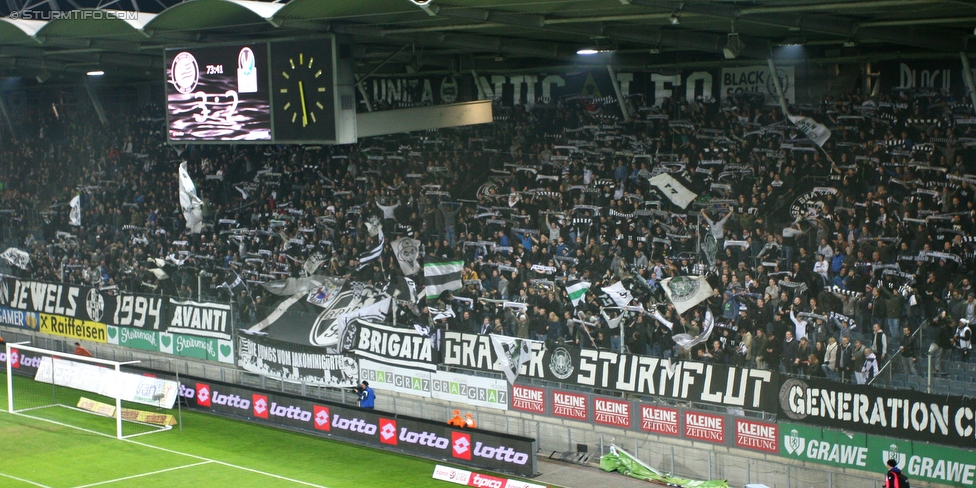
left=127, top=439, right=329, bottom=488
left=0, top=471, right=52, bottom=488
left=5, top=412, right=328, bottom=488
left=71, top=461, right=212, bottom=488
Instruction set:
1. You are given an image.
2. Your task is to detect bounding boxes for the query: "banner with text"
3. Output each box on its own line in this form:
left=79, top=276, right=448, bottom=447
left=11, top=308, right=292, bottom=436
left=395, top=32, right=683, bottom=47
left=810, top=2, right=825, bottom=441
left=721, top=65, right=795, bottom=103
left=777, top=376, right=976, bottom=449
left=780, top=422, right=976, bottom=486
left=358, top=359, right=508, bottom=410
left=444, top=331, right=777, bottom=411
left=237, top=333, right=358, bottom=387
left=177, top=376, right=535, bottom=476
left=351, top=320, right=436, bottom=370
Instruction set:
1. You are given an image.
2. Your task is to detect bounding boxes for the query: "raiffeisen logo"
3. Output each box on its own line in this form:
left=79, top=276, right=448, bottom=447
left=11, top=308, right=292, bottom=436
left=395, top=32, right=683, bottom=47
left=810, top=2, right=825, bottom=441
left=253, top=394, right=268, bottom=419
left=452, top=432, right=472, bottom=460
left=313, top=406, right=330, bottom=431
left=379, top=418, right=398, bottom=445
left=195, top=383, right=211, bottom=407
left=398, top=427, right=450, bottom=449
left=473, top=442, right=530, bottom=465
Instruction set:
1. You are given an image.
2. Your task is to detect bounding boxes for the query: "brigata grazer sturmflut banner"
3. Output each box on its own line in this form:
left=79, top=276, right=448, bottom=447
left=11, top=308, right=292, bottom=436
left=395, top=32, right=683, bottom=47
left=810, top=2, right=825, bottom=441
left=177, top=375, right=536, bottom=476
left=443, top=331, right=778, bottom=410
left=778, top=377, right=976, bottom=450
left=237, top=333, right=359, bottom=387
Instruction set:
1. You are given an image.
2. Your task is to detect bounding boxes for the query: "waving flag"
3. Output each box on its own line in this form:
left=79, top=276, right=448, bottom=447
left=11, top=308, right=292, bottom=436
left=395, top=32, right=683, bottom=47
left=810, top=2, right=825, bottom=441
left=490, top=335, right=533, bottom=384
left=357, top=230, right=385, bottom=270
left=672, top=308, right=716, bottom=349
left=600, top=281, right=633, bottom=308
left=661, top=275, right=713, bottom=314
left=0, top=247, right=30, bottom=270
left=69, top=195, right=81, bottom=227
left=564, top=279, right=591, bottom=308
left=788, top=115, right=831, bottom=147
left=424, top=260, right=463, bottom=299
left=648, top=173, right=698, bottom=209
left=178, top=162, right=204, bottom=234
left=392, top=237, right=422, bottom=276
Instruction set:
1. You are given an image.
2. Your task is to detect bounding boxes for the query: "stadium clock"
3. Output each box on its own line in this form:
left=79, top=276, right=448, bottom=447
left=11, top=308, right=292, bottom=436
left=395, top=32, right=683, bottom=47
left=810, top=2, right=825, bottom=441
left=271, top=39, right=337, bottom=143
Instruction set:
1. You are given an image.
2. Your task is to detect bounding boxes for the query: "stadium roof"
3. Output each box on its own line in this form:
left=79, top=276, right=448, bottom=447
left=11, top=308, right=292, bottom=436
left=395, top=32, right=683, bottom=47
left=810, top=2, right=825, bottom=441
left=1, top=0, right=975, bottom=82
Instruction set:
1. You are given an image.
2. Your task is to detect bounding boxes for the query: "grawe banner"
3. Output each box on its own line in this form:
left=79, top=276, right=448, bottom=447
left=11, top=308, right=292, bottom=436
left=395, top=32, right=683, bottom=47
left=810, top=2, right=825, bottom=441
left=443, top=331, right=778, bottom=410
left=780, top=422, right=976, bottom=487
left=177, top=376, right=537, bottom=476
left=237, top=333, right=358, bottom=387
left=0, top=277, right=168, bottom=330
left=778, top=376, right=976, bottom=449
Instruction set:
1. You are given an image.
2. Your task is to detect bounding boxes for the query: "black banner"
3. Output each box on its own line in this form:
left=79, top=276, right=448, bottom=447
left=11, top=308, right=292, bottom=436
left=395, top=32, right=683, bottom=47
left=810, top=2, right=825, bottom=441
left=0, top=277, right=168, bottom=331
left=778, top=376, right=976, bottom=450
left=878, top=60, right=970, bottom=97
left=351, top=320, right=436, bottom=371
left=177, top=376, right=537, bottom=476
left=237, top=333, right=358, bottom=387
left=443, top=331, right=778, bottom=411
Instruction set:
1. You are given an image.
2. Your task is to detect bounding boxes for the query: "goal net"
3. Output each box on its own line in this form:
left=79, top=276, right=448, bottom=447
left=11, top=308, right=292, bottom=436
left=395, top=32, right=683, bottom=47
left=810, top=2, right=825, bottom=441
left=5, top=342, right=181, bottom=439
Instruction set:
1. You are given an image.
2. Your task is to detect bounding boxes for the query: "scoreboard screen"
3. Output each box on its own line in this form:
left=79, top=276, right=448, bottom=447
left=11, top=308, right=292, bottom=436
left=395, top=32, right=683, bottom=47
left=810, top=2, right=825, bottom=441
left=166, top=44, right=271, bottom=142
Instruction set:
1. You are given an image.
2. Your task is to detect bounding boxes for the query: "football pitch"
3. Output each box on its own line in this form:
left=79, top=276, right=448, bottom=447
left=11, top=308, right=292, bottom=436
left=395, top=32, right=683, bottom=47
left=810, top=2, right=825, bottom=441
left=0, top=372, right=497, bottom=488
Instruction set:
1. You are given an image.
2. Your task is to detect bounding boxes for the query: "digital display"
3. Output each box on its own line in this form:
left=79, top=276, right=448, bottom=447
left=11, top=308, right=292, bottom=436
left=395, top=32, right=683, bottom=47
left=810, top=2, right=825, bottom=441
left=166, top=44, right=271, bottom=142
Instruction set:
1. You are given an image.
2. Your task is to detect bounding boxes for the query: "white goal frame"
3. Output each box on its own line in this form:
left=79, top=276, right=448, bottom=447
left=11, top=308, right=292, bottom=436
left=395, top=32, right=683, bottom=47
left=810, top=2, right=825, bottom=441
left=5, top=341, right=169, bottom=440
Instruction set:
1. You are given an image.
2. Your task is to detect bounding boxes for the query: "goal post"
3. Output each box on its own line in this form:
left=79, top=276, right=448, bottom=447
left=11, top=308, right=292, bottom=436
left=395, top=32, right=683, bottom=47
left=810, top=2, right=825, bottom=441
left=5, top=341, right=181, bottom=439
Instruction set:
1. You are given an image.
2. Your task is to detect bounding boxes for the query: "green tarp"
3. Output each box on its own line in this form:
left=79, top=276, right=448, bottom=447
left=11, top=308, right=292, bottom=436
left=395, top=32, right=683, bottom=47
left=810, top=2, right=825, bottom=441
left=599, top=445, right=728, bottom=488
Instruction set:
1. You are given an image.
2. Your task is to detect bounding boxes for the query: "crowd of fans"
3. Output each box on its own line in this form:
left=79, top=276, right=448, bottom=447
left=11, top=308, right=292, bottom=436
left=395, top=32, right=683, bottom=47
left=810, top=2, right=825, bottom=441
left=2, top=82, right=975, bottom=386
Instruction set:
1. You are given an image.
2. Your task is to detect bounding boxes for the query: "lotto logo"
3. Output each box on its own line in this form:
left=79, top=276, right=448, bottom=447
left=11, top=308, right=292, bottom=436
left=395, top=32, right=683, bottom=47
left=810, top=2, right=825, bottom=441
left=313, top=406, right=330, bottom=431
left=452, top=432, right=471, bottom=460
left=379, top=418, right=397, bottom=445
left=252, top=394, right=268, bottom=419
left=195, top=383, right=211, bottom=407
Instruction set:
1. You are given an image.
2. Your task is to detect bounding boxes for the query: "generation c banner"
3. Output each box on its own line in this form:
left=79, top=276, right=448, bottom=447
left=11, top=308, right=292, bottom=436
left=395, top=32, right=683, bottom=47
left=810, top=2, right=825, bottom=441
left=237, top=333, right=358, bottom=387
left=444, top=331, right=778, bottom=410
left=177, top=376, right=536, bottom=476
left=778, top=376, right=976, bottom=449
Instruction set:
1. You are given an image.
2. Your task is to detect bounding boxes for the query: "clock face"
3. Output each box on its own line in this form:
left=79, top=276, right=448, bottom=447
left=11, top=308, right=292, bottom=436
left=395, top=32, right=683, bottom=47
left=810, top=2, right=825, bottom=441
left=271, top=39, right=336, bottom=142
left=280, top=52, right=328, bottom=127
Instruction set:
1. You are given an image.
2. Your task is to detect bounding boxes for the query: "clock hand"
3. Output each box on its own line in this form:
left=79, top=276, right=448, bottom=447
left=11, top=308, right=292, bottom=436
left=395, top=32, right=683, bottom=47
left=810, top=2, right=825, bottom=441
left=299, top=80, right=308, bottom=127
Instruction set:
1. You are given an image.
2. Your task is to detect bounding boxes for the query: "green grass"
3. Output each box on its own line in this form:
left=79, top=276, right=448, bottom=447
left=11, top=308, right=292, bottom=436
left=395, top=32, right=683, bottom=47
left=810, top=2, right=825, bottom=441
left=0, top=372, right=477, bottom=488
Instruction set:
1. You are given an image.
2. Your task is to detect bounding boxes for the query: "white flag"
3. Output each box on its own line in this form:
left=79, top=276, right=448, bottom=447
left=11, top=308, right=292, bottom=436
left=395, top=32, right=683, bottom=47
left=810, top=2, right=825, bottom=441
left=600, top=281, right=633, bottom=308
left=392, top=238, right=422, bottom=276
left=490, top=335, right=533, bottom=384
left=788, top=115, right=831, bottom=147
left=69, top=195, right=81, bottom=227
left=0, top=247, right=30, bottom=270
left=336, top=297, right=391, bottom=351
left=661, top=275, right=713, bottom=315
left=178, top=162, right=204, bottom=234
left=672, top=308, right=715, bottom=349
left=648, top=173, right=698, bottom=209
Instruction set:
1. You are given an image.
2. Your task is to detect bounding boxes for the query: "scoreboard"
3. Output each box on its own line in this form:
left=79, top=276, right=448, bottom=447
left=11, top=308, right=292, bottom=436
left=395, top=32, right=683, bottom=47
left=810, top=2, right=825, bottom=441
left=165, top=37, right=344, bottom=144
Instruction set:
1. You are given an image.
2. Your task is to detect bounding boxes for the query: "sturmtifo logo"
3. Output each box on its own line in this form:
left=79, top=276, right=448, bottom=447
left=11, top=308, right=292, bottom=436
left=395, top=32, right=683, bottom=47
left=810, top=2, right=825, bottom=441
left=784, top=429, right=806, bottom=455
left=882, top=443, right=906, bottom=467
left=666, top=276, right=700, bottom=302
left=86, top=288, right=104, bottom=322
left=549, top=346, right=574, bottom=380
